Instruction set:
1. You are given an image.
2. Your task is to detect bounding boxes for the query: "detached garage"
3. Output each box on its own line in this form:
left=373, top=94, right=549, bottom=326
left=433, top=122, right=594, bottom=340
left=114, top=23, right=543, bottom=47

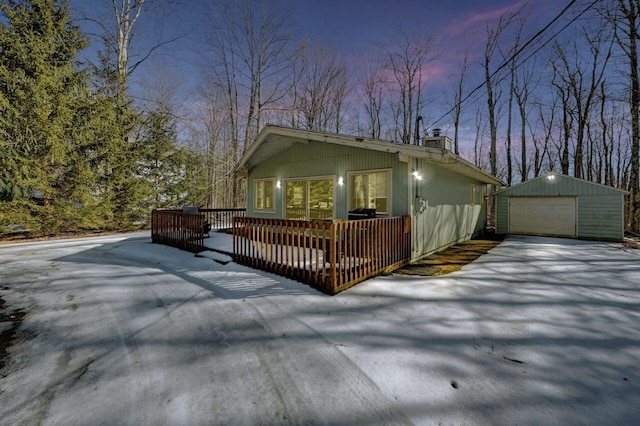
left=495, top=172, right=628, bottom=242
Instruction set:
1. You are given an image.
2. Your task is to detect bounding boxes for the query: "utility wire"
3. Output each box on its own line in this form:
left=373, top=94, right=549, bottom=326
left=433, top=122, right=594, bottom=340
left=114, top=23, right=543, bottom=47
left=432, top=0, right=599, bottom=127
left=443, top=0, right=600, bottom=121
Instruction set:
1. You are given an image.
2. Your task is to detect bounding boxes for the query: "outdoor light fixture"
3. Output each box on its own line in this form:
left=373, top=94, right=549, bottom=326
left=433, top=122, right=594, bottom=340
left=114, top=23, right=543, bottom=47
left=412, top=170, right=422, bottom=180
left=276, top=180, right=281, bottom=189
left=547, top=174, right=555, bottom=181
left=338, top=176, right=344, bottom=186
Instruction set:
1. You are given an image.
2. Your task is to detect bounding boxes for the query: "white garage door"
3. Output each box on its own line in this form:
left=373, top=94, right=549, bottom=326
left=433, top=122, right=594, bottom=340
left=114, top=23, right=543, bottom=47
left=509, top=197, right=576, bottom=237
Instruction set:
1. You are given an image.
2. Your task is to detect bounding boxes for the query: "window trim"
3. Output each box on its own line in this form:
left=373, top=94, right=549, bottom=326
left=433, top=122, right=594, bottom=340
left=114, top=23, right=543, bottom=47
left=253, top=178, right=276, bottom=212
left=347, top=168, right=392, bottom=216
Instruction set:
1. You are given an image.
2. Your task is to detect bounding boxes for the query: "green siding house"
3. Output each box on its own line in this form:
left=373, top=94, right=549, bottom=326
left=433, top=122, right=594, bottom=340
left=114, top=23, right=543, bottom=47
left=495, top=172, right=628, bottom=242
left=237, top=125, right=504, bottom=260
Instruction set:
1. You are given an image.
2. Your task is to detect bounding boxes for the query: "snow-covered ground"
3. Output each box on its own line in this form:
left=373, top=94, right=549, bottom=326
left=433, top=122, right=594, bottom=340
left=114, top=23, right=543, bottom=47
left=1, top=233, right=639, bottom=425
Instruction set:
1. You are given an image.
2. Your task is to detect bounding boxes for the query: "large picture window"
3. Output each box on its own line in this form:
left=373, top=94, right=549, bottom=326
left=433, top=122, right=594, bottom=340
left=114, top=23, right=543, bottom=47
left=254, top=179, right=275, bottom=211
left=349, top=170, right=390, bottom=215
left=285, top=178, right=334, bottom=220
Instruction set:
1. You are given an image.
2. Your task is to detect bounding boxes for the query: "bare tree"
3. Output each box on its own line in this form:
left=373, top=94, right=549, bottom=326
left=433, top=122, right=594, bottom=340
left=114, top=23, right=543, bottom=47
left=532, top=97, right=556, bottom=177
left=84, top=0, right=185, bottom=102
left=513, top=57, right=537, bottom=182
left=551, top=26, right=612, bottom=179
left=112, top=0, right=144, bottom=100
left=551, top=59, right=574, bottom=175
left=502, top=29, right=520, bottom=185
left=380, top=31, right=435, bottom=144
left=293, top=43, right=349, bottom=132
left=360, top=64, right=386, bottom=139
left=598, top=86, right=627, bottom=187
left=501, top=16, right=538, bottom=183
left=197, top=89, right=238, bottom=208
left=474, top=107, right=488, bottom=169
left=605, top=0, right=640, bottom=230
left=599, top=83, right=612, bottom=185
left=452, top=55, right=468, bottom=155
left=203, top=0, right=297, bottom=205
left=484, top=14, right=513, bottom=178
left=205, top=0, right=297, bottom=148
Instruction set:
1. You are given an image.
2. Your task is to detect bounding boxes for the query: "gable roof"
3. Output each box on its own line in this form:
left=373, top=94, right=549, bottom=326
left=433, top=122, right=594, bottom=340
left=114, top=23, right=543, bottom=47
left=493, top=172, right=629, bottom=196
left=237, top=125, right=504, bottom=185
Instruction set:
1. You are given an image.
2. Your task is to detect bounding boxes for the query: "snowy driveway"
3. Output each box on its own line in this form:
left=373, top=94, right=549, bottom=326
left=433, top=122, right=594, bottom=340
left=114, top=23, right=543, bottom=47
left=1, top=233, right=639, bottom=425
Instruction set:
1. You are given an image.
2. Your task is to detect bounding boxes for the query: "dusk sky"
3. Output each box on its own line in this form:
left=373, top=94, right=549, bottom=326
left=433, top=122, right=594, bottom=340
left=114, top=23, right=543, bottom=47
left=68, top=0, right=567, bottom=83
left=68, top=0, right=577, bottom=145
left=287, top=0, right=567, bottom=100
left=290, top=0, right=561, bottom=52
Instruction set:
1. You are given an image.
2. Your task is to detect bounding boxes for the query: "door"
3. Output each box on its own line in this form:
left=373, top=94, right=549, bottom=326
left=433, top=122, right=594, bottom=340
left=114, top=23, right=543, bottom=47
left=509, top=197, right=576, bottom=237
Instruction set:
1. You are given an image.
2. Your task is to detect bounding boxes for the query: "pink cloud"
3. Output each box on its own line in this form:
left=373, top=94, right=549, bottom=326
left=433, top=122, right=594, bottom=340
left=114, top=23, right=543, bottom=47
left=449, top=1, right=528, bottom=37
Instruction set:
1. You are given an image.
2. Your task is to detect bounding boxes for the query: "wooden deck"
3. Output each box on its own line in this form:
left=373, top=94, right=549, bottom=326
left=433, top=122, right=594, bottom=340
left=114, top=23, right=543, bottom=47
left=233, top=216, right=411, bottom=294
left=152, top=209, right=411, bottom=294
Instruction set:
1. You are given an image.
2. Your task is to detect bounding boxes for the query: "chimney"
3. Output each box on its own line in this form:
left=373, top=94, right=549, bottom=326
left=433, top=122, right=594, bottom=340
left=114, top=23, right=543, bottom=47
left=422, top=131, right=452, bottom=151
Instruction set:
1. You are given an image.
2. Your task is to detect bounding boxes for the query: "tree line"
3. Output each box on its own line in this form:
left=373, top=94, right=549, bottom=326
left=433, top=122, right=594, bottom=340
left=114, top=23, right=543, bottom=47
left=1, top=0, right=639, bottom=235
left=197, top=0, right=639, bottom=231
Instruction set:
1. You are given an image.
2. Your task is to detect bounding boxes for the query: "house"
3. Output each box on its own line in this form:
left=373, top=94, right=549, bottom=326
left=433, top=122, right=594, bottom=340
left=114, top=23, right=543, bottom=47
left=494, top=172, right=628, bottom=242
left=236, top=125, right=504, bottom=261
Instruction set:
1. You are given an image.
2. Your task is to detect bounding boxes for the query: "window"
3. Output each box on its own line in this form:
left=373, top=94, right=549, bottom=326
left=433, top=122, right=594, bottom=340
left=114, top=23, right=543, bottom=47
left=309, top=180, right=334, bottom=219
left=285, top=180, right=307, bottom=219
left=349, top=170, right=390, bottom=215
left=285, top=178, right=334, bottom=220
left=254, top=179, right=275, bottom=211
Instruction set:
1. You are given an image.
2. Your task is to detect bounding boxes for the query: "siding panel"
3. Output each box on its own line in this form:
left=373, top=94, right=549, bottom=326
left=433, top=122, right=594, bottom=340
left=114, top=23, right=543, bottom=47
left=496, top=194, right=509, bottom=234
left=578, top=195, right=624, bottom=241
left=412, top=159, right=487, bottom=258
left=249, top=140, right=408, bottom=218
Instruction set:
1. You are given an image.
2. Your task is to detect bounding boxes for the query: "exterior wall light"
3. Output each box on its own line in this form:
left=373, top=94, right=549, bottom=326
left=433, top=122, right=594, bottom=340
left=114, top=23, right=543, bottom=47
left=276, top=180, right=281, bottom=189
left=547, top=174, right=555, bottom=181
left=338, top=176, right=344, bottom=186
left=412, top=170, right=422, bottom=180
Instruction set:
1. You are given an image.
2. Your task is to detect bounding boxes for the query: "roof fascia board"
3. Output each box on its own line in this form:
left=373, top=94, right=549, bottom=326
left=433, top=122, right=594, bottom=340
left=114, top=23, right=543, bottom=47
left=236, top=126, right=271, bottom=171
left=237, top=125, right=504, bottom=185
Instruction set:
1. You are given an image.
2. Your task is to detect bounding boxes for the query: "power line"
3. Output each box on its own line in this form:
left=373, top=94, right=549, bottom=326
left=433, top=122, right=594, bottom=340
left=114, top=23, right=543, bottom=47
left=446, top=0, right=599, bottom=122
left=432, top=0, right=599, bottom=127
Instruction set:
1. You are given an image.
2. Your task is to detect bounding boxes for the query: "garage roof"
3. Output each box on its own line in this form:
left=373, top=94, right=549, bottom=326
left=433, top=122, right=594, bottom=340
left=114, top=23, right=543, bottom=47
left=494, top=172, right=629, bottom=196
left=237, top=125, right=504, bottom=186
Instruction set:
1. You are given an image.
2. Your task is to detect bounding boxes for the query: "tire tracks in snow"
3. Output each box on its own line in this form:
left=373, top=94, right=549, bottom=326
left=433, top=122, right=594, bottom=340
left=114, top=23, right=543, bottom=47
left=170, top=265, right=411, bottom=424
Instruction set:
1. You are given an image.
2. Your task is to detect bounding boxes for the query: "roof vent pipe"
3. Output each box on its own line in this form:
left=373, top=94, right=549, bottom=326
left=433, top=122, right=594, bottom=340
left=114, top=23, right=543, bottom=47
left=414, top=116, right=423, bottom=145
left=432, top=128, right=441, bottom=137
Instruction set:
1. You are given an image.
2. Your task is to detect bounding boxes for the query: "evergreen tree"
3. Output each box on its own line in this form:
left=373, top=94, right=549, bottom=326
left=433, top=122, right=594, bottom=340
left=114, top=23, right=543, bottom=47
left=0, top=0, right=89, bottom=233
left=137, top=104, right=208, bottom=212
left=80, top=46, right=142, bottom=230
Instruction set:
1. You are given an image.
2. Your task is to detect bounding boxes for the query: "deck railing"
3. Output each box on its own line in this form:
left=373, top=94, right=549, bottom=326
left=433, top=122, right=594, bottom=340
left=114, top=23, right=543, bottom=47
left=151, top=208, right=247, bottom=253
left=233, top=216, right=411, bottom=294
left=151, top=209, right=205, bottom=253
left=200, top=208, right=247, bottom=230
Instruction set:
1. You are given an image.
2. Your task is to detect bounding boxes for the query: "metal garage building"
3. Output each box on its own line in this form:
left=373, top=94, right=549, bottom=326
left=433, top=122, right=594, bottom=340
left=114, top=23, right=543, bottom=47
left=495, top=172, right=628, bottom=242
